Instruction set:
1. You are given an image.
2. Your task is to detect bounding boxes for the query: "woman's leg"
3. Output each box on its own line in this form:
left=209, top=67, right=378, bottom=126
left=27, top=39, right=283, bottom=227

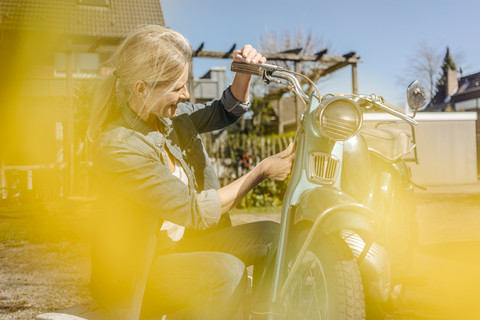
left=140, top=251, right=246, bottom=320
left=169, top=221, right=280, bottom=313
left=169, top=221, right=280, bottom=267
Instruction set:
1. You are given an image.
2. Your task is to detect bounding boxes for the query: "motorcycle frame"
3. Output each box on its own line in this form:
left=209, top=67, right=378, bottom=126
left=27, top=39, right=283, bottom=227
left=262, top=93, right=377, bottom=312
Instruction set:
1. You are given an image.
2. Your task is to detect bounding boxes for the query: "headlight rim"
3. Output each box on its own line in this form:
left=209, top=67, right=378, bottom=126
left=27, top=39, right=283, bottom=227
left=316, top=97, right=363, bottom=141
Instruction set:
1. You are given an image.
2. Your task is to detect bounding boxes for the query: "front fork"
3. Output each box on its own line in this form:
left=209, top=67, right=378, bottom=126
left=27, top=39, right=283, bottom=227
left=252, top=196, right=375, bottom=319
left=250, top=204, right=321, bottom=320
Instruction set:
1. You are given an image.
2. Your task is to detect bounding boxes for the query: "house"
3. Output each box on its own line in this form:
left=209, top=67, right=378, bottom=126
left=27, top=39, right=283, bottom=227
left=193, top=67, right=227, bottom=104
left=452, top=72, right=480, bottom=112
left=0, top=0, right=165, bottom=199
left=427, top=69, right=480, bottom=113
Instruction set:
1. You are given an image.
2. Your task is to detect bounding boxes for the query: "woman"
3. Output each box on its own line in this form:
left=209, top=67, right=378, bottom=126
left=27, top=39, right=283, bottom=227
left=87, top=25, right=294, bottom=319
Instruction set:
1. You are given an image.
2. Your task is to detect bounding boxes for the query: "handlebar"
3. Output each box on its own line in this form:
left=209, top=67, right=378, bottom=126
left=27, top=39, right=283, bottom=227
left=230, top=61, right=265, bottom=77
left=266, top=70, right=310, bottom=101
left=355, top=95, right=418, bottom=125
left=378, top=101, right=418, bottom=126
left=231, top=59, right=418, bottom=126
left=232, top=54, right=284, bottom=72
left=231, top=61, right=309, bottom=102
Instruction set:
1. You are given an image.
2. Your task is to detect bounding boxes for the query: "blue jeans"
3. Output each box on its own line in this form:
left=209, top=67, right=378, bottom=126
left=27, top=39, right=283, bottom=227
left=140, top=221, right=279, bottom=319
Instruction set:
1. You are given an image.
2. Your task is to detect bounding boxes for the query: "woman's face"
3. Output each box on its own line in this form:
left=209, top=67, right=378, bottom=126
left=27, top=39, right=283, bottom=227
left=146, top=66, right=190, bottom=118
left=132, top=65, right=190, bottom=121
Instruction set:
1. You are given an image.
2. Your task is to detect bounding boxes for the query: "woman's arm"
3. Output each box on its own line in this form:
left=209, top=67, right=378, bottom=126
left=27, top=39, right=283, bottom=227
left=217, top=143, right=295, bottom=214
left=176, top=45, right=266, bottom=133
left=229, top=45, right=266, bottom=102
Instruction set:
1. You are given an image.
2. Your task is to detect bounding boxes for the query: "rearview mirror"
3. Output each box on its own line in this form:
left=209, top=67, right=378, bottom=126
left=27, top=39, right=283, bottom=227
left=407, top=80, right=427, bottom=117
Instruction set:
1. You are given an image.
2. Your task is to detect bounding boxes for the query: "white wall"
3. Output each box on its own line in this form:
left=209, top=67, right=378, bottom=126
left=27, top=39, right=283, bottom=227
left=193, top=67, right=226, bottom=101
left=363, top=112, right=478, bottom=185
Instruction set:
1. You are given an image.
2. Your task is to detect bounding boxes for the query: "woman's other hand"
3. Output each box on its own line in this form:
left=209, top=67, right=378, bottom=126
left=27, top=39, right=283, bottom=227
left=233, top=44, right=266, bottom=64
left=260, top=143, right=295, bottom=181
left=217, top=143, right=294, bottom=214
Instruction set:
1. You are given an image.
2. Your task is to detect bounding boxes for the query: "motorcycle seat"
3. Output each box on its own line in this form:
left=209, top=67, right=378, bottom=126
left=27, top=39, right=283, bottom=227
left=360, top=127, right=415, bottom=161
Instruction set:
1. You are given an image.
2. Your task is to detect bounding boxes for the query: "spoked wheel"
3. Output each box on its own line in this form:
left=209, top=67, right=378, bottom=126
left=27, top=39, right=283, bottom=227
left=283, top=228, right=366, bottom=320
left=284, top=250, right=328, bottom=319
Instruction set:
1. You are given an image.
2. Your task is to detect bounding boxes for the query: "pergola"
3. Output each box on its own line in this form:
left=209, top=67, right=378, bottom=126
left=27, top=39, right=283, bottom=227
left=188, top=43, right=362, bottom=103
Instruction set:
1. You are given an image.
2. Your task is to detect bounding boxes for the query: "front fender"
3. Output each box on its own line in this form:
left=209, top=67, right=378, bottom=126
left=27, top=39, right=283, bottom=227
left=294, top=187, right=376, bottom=239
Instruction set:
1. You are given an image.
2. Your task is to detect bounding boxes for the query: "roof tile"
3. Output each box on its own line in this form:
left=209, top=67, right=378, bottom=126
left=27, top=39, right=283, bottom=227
left=1, top=0, right=165, bottom=38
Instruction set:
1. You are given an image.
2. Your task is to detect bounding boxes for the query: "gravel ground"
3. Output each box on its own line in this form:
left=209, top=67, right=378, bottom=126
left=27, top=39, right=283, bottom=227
left=1, top=185, right=479, bottom=319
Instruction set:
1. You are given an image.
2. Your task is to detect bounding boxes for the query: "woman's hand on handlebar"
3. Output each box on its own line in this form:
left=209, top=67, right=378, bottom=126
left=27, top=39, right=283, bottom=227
left=230, top=45, right=265, bottom=102
left=233, top=44, right=266, bottom=64
left=259, top=143, right=295, bottom=181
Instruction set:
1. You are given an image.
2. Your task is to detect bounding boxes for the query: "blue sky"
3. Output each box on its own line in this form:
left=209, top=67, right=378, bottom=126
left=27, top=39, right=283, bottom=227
left=161, top=0, right=480, bottom=107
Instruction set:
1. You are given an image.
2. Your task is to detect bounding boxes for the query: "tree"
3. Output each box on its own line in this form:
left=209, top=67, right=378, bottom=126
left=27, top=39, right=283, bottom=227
left=251, top=29, right=334, bottom=133
left=398, top=42, right=442, bottom=102
left=258, top=29, right=330, bottom=73
left=256, top=29, right=332, bottom=95
left=435, top=46, right=457, bottom=89
left=399, top=43, right=465, bottom=102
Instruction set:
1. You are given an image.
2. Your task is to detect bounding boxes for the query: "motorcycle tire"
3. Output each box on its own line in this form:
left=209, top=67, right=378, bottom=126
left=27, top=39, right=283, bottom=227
left=365, top=179, right=418, bottom=319
left=283, top=227, right=366, bottom=320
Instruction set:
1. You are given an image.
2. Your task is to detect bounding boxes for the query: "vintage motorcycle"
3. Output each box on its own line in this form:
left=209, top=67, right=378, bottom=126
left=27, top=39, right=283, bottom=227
left=231, top=58, right=426, bottom=319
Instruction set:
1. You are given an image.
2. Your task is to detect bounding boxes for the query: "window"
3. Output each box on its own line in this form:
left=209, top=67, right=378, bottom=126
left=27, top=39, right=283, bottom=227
left=54, top=53, right=100, bottom=78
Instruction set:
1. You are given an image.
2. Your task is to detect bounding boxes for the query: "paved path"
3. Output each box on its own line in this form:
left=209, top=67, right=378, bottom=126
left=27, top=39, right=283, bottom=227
left=416, top=181, right=480, bottom=194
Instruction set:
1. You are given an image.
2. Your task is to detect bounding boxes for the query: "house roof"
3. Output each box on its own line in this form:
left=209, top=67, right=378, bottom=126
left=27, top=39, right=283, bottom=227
left=453, top=72, right=480, bottom=101
left=0, top=0, right=165, bottom=39
left=427, top=71, right=480, bottom=111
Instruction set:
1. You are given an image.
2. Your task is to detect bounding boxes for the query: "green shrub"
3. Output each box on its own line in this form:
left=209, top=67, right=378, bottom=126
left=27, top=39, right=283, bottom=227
left=207, top=131, right=295, bottom=209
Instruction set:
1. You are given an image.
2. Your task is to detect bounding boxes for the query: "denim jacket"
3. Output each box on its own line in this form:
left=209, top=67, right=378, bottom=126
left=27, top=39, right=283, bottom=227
left=90, top=87, right=249, bottom=319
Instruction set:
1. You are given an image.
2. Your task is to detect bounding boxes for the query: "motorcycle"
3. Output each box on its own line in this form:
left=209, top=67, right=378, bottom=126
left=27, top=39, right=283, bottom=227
left=231, top=57, right=427, bottom=319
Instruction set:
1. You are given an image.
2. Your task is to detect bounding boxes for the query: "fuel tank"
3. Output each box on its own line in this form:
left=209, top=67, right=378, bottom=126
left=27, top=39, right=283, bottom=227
left=341, top=134, right=371, bottom=202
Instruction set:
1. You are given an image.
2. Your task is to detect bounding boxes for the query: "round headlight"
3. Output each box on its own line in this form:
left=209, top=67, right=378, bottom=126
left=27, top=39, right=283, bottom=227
left=316, top=97, right=362, bottom=141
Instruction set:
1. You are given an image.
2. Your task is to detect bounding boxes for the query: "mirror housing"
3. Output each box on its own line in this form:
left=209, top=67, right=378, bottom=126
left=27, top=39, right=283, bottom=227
left=407, top=80, right=427, bottom=117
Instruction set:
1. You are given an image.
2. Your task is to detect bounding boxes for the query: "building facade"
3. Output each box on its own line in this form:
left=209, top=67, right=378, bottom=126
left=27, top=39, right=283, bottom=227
left=0, top=0, right=165, bottom=199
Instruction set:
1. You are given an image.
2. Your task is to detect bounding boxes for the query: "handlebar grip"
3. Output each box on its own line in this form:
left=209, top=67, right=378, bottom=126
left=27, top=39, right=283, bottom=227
left=231, top=61, right=264, bottom=77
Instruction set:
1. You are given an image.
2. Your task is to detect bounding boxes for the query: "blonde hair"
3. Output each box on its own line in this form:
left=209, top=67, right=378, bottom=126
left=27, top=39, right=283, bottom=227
left=87, top=25, right=192, bottom=141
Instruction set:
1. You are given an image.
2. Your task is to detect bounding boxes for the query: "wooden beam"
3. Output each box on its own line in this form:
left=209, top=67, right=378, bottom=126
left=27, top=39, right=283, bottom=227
left=314, top=53, right=360, bottom=77
left=315, top=61, right=350, bottom=77
left=193, top=49, right=362, bottom=66
left=352, top=63, right=358, bottom=94
left=315, top=49, right=328, bottom=60
left=279, top=48, right=303, bottom=55
left=263, top=52, right=362, bottom=65
left=223, top=44, right=236, bottom=59
left=188, top=61, right=195, bottom=103
left=342, top=51, right=356, bottom=59
left=195, top=50, right=230, bottom=59
left=194, top=42, right=204, bottom=56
